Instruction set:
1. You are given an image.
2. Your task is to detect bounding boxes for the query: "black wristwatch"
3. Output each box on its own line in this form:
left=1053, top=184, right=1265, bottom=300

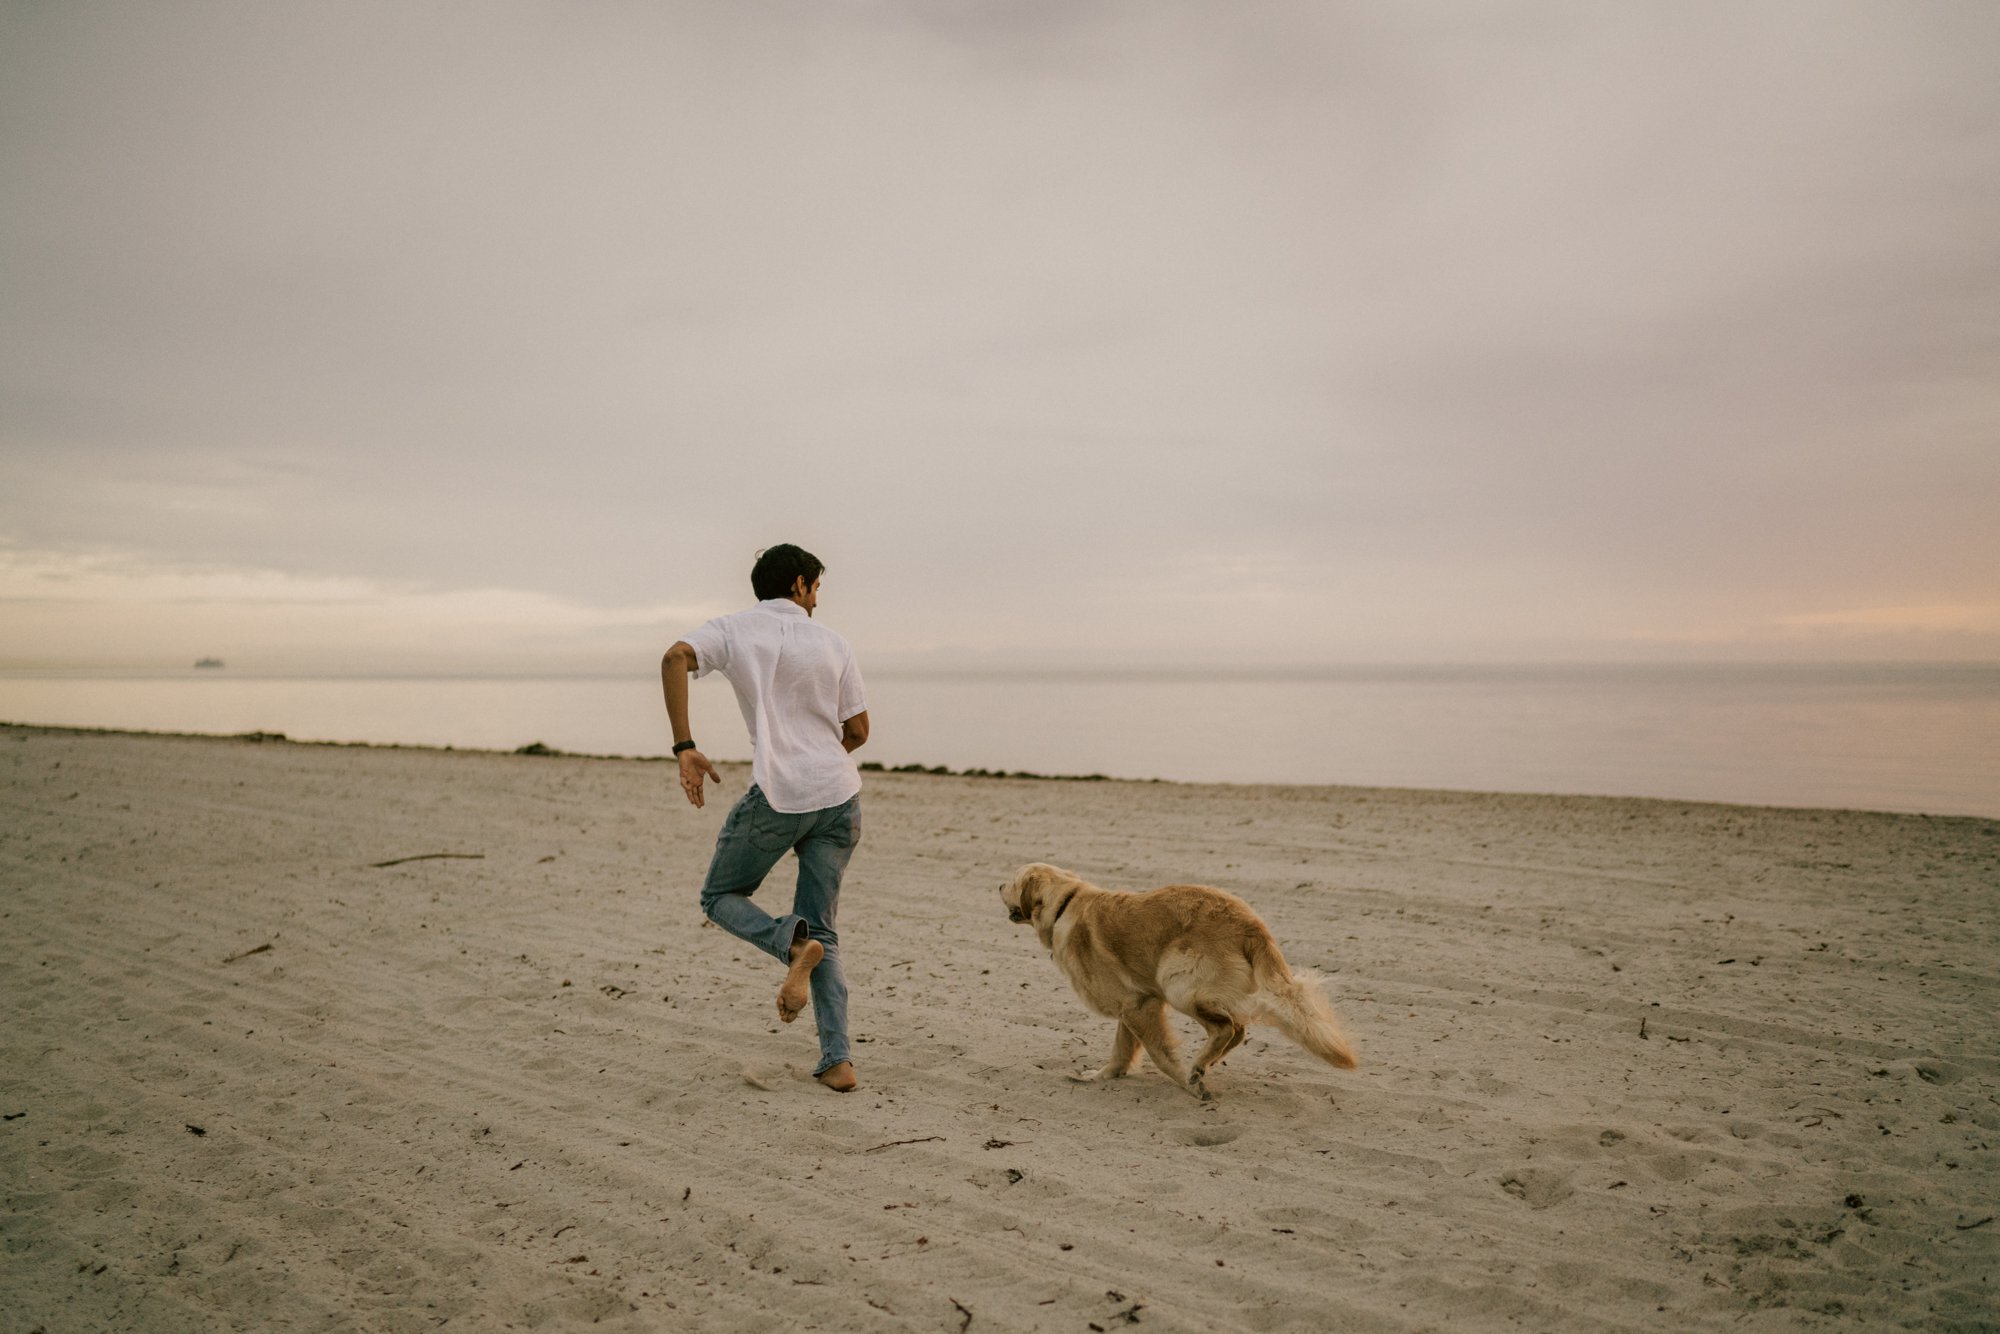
left=672, top=739, right=697, bottom=756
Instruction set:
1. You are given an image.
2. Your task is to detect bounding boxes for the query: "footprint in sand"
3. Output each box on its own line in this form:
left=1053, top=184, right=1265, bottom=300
left=1499, top=1168, right=1574, bottom=1209
left=1176, top=1124, right=1244, bottom=1148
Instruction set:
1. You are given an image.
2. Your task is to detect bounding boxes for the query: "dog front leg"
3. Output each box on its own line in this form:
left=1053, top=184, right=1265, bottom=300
left=1123, top=1000, right=1201, bottom=1099
left=1069, top=1017, right=1141, bottom=1082
left=1098, top=1018, right=1142, bottom=1079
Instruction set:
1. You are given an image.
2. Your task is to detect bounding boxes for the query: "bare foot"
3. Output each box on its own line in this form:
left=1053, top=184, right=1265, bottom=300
left=777, top=937, right=823, bottom=1023
left=815, top=1061, right=858, bottom=1092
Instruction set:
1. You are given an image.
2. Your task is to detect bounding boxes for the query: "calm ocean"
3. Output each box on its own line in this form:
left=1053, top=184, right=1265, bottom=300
left=3, top=666, right=1997, bottom=818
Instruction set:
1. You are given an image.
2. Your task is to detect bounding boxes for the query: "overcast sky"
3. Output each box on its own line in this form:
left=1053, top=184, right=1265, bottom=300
left=3, top=1, right=1996, bottom=672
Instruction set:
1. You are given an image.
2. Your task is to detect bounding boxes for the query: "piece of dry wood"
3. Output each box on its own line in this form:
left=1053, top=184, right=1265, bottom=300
left=221, top=943, right=273, bottom=964
left=863, top=1136, right=944, bottom=1154
left=370, top=852, right=486, bottom=868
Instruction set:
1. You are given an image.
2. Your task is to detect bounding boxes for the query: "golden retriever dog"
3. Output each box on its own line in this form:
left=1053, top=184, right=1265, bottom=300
left=1000, top=863, right=1357, bottom=1101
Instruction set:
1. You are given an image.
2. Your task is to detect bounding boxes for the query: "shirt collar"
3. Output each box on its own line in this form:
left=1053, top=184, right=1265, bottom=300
left=758, top=598, right=808, bottom=617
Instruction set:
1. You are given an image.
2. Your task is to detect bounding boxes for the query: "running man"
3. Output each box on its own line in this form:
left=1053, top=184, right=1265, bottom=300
left=661, top=544, right=870, bottom=1092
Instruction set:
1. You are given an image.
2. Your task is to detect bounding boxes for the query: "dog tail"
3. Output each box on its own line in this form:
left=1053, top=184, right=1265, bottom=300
left=1249, top=938, right=1358, bottom=1071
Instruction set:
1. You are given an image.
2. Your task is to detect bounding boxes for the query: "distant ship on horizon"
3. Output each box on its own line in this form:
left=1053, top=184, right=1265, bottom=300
left=194, top=658, right=225, bottom=669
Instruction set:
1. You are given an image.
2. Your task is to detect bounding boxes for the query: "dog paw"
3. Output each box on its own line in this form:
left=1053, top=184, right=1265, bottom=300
left=1069, top=1066, right=1129, bottom=1083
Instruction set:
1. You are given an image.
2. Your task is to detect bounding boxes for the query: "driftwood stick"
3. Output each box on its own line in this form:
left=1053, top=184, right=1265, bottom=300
left=221, top=943, right=273, bottom=964
left=863, top=1136, right=944, bottom=1154
left=370, top=852, right=487, bottom=868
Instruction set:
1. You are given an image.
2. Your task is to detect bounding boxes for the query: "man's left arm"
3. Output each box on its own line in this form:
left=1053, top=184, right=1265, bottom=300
left=836, top=642, right=868, bottom=754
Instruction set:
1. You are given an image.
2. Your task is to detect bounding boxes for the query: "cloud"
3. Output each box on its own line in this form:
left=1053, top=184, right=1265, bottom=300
left=0, top=548, right=718, bottom=672
left=1, top=2, right=1996, bottom=667
left=1776, top=604, right=2000, bottom=635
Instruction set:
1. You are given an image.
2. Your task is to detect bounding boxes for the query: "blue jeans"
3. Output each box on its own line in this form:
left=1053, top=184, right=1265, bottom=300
left=699, top=784, right=860, bottom=1076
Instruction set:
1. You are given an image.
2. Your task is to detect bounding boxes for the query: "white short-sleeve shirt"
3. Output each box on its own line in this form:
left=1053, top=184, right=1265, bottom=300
left=683, top=599, right=867, bottom=814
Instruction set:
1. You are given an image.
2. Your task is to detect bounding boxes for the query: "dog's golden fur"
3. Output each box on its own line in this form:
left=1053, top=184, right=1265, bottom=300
left=1000, top=863, right=1357, bottom=1100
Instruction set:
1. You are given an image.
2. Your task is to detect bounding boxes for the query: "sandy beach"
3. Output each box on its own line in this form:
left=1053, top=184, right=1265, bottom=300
left=2, top=724, right=1995, bottom=1332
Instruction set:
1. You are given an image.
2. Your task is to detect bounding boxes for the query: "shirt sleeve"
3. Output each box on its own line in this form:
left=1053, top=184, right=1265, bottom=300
left=682, top=615, right=730, bottom=680
left=837, top=646, right=866, bottom=723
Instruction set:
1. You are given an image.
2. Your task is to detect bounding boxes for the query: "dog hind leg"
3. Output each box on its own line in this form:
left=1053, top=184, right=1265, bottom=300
left=1188, top=1005, right=1248, bottom=1097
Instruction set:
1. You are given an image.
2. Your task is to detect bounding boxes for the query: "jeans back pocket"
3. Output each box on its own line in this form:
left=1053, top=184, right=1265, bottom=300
left=747, top=796, right=799, bottom=853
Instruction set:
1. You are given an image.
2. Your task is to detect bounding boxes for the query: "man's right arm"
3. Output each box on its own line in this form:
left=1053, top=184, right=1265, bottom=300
left=662, top=641, right=722, bottom=808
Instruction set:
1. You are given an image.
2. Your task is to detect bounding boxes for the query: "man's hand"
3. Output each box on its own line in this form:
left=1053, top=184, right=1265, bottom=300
left=678, top=749, right=723, bottom=808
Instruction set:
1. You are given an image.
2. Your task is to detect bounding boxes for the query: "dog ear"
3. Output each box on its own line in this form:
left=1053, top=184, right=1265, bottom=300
left=1018, top=870, right=1041, bottom=923
left=1003, top=865, right=1036, bottom=924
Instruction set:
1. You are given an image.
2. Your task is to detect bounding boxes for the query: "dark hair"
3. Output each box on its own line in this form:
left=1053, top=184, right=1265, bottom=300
left=751, top=544, right=825, bottom=601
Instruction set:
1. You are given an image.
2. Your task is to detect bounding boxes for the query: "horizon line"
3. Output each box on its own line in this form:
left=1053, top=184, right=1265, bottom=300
left=4, top=659, right=1999, bottom=681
